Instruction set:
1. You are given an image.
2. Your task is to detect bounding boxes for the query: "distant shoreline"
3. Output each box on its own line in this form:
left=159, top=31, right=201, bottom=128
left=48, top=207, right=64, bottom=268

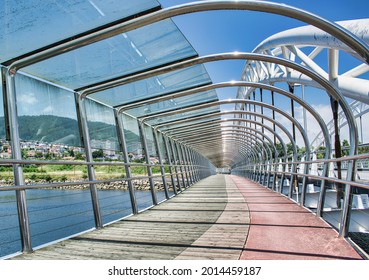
left=0, top=179, right=168, bottom=191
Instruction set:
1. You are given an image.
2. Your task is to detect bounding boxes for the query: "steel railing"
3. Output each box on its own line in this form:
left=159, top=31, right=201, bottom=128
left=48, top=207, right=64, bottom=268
left=0, top=157, right=214, bottom=258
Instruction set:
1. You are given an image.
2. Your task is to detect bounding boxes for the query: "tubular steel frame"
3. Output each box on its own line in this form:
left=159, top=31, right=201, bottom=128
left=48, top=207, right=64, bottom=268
left=1, top=1, right=368, bottom=257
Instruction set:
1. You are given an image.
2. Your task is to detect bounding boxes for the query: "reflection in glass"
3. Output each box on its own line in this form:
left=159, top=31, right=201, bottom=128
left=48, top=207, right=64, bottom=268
left=0, top=0, right=160, bottom=63
left=22, top=19, right=197, bottom=89
left=84, top=98, right=118, bottom=155
left=90, top=65, right=212, bottom=107
left=0, top=68, right=6, bottom=140
left=146, top=107, right=221, bottom=126
left=15, top=73, right=81, bottom=149
left=143, top=124, right=157, bottom=159
left=126, top=89, right=218, bottom=118
left=121, top=113, right=142, bottom=161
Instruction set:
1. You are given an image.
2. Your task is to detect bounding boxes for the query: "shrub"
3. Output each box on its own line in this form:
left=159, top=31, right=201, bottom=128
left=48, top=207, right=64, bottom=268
left=45, top=175, right=53, bottom=183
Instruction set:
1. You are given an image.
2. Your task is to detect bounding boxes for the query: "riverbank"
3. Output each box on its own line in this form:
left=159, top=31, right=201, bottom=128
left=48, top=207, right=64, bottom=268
left=0, top=178, right=170, bottom=191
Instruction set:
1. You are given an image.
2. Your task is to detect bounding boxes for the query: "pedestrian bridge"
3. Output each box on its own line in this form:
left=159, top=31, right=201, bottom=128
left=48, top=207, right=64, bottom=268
left=1, top=0, right=369, bottom=260
left=9, top=175, right=362, bottom=260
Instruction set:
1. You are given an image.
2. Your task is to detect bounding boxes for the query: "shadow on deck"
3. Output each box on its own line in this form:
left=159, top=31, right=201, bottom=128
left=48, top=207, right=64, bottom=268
left=11, top=175, right=362, bottom=260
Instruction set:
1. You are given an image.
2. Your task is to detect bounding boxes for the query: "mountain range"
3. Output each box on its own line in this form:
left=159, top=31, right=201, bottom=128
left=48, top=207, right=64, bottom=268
left=0, top=115, right=139, bottom=147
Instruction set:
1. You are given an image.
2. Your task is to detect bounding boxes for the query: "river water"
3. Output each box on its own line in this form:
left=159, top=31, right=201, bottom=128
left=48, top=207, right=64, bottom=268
left=0, top=189, right=168, bottom=258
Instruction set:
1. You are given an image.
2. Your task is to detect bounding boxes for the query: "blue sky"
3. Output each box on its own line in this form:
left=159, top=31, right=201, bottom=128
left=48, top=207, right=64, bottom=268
left=159, top=0, right=368, bottom=83
left=158, top=0, right=369, bottom=145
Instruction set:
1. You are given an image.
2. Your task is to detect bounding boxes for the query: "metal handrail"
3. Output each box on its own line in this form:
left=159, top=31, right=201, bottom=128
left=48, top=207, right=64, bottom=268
left=0, top=172, right=196, bottom=191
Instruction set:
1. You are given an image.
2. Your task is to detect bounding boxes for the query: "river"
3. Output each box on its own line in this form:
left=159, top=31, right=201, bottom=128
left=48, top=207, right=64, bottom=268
left=0, top=189, right=169, bottom=258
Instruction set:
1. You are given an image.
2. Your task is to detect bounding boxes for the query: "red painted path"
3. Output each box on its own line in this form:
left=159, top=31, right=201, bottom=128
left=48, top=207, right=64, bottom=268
left=230, top=175, right=362, bottom=260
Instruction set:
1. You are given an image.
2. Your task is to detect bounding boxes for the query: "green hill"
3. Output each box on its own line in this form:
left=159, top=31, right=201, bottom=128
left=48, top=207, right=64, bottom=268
left=0, top=115, right=139, bottom=147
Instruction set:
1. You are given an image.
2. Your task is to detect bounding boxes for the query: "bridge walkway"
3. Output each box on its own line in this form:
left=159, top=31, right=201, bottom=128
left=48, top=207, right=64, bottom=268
left=11, top=175, right=361, bottom=260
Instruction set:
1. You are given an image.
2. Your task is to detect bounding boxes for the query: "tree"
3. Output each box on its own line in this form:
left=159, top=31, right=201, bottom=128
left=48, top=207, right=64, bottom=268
left=341, top=139, right=350, bottom=156
left=316, top=146, right=326, bottom=159
left=75, top=152, right=85, bottom=160
left=68, top=149, right=75, bottom=157
left=21, top=148, right=28, bottom=159
left=92, top=149, right=104, bottom=159
left=359, top=145, right=369, bottom=154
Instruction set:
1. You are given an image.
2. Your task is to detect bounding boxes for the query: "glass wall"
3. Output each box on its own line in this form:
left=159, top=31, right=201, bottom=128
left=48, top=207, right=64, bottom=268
left=0, top=69, right=21, bottom=257
left=84, top=98, right=119, bottom=157
left=16, top=73, right=81, bottom=147
left=120, top=113, right=152, bottom=211
left=84, top=99, right=133, bottom=224
left=121, top=113, right=142, bottom=163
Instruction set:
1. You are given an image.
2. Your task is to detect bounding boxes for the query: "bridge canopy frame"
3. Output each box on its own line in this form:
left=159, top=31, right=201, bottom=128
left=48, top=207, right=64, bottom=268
left=0, top=0, right=368, bottom=258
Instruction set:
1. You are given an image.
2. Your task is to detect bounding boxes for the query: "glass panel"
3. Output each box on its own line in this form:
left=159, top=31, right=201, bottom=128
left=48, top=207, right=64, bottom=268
left=160, top=116, right=222, bottom=131
left=0, top=0, right=160, bottom=62
left=90, top=65, right=211, bottom=107
left=157, top=133, right=175, bottom=196
left=158, top=133, right=168, bottom=163
left=15, top=73, right=81, bottom=149
left=22, top=19, right=198, bottom=89
left=27, top=188, right=95, bottom=248
left=146, top=107, right=221, bottom=126
left=98, top=189, right=133, bottom=225
left=0, top=68, right=5, bottom=140
left=0, top=191, right=21, bottom=258
left=84, top=98, right=119, bottom=156
left=121, top=113, right=142, bottom=162
left=136, top=189, right=154, bottom=212
left=126, top=90, right=219, bottom=118
left=144, top=124, right=157, bottom=159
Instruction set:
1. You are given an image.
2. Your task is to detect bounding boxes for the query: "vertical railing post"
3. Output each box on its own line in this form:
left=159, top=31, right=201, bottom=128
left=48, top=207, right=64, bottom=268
left=163, top=134, right=177, bottom=195
left=114, top=110, right=138, bottom=214
left=152, top=128, right=170, bottom=199
left=182, top=145, right=190, bottom=184
left=193, top=151, right=200, bottom=180
left=184, top=146, right=194, bottom=185
left=180, top=144, right=191, bottom=187
left=317, top=159, right=329, bottom=217
left=188, top=148, right=198, bottom=183
left=5, top=69, right=33, bottom=253
left=193, top=151, right=201, bottom=181
left=175, top=141, right=188, bottom=189
left=198, top=152, right=204, bottom=179
left=169, top=137, right=183, bottom=192
left=137, top=120, right=158, bottom=205
left=75, top=95, right=103, bottom=228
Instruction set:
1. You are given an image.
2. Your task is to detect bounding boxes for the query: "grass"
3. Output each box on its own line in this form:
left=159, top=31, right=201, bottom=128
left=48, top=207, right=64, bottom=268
left=0, top=164, right=171, bottom=183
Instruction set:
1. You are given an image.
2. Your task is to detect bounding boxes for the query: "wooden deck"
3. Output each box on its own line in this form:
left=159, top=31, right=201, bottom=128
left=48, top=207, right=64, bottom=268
left=11, top=175, right=362, bottom=260
left=11, top=175, right=250, bottom=260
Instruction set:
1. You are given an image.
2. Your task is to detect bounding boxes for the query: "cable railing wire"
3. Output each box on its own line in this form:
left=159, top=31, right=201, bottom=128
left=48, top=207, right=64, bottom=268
left=0, top=156, right=208, bottom=256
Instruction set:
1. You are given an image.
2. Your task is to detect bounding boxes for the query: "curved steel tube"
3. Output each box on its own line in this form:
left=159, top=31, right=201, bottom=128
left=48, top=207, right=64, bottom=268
left=191, top=136, right=261, bottom=165
left=194, top=135, right=269, bottom=181
left=168, top=119, right=288, bottom=176
left=103, top=51, right=357, bottom=186
left=192, top=126, right=277, bottom=186
left=158, top=109, right=296, bottom=192
left=142, top=98, right=309, bottom=169
left=7, top=0, right=369, bottom=74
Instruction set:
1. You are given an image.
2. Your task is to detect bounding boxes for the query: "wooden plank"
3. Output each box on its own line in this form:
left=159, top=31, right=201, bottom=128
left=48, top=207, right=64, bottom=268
left=10, top=175, right=251, bottom=260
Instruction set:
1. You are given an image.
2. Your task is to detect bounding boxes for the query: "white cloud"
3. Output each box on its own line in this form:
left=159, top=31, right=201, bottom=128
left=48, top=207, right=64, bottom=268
left=42, top=105, right=53, bottom=114
left=17, top=92, right=37, bottom=105
left=278, top=103, right=369, bottom=148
